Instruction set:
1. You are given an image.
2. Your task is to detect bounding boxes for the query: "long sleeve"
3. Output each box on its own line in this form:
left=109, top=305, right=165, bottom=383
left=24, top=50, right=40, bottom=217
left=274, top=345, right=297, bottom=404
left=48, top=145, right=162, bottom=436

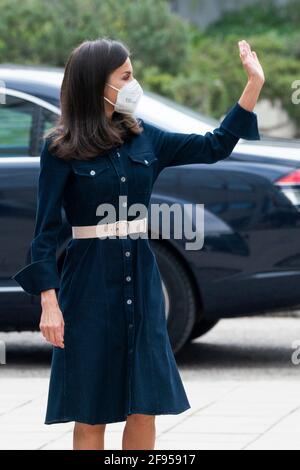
left=11, top=137, right=71, bottom=296
left=142, top=101, right=260, bottom=173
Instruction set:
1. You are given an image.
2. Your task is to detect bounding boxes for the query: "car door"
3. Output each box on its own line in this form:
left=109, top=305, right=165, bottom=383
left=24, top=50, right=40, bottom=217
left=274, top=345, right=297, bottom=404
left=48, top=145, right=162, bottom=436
left=0, top=89, right=59, bottom=326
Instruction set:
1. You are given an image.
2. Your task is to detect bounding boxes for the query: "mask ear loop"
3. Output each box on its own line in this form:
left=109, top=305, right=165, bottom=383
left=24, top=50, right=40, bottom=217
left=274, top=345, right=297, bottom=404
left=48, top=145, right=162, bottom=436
left=106, top=83, right=120, bottom=92
left=104, top=82, right=121, bottom=107
left=104, top=83, right=120, bottom=107
left=104, top=96, right=116, bottom=106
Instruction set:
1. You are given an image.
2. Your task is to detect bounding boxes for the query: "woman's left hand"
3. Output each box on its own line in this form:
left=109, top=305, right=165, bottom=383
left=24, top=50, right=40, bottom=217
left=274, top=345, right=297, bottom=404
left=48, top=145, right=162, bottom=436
left=238, top=40, right=265, bottom=85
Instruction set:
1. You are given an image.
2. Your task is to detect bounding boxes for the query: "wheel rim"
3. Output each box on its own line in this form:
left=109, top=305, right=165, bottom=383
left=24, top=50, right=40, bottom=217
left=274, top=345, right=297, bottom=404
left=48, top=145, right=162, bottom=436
left=162, top=280, right=170, bottom=320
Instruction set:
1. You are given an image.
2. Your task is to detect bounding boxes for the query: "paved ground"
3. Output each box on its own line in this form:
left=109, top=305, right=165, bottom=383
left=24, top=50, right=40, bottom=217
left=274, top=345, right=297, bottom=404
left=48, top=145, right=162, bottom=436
left=1, top=315, right=300, bottom=450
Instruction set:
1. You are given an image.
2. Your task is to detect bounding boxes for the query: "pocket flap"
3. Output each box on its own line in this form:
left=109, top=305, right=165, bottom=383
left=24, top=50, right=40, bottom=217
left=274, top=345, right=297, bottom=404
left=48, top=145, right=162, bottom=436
left=71, top=159, right=110, bottom=176
left=128, top=151, right=158, bottom=166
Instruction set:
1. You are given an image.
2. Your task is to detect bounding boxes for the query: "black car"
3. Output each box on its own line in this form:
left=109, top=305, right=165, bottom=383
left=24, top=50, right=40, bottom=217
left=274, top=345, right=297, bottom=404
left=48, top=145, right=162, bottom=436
left=1, top=64, right=300, bottom=353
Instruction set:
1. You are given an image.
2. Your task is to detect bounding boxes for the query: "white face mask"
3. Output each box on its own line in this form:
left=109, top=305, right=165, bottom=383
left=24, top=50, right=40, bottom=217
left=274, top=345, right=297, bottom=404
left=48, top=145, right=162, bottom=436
left=104, top=78, right=143, bottom=114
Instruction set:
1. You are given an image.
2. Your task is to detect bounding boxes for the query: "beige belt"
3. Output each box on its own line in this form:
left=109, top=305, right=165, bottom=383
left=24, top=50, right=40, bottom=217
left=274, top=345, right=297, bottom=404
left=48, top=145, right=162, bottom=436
left=72, top=217, right=148, bottom=239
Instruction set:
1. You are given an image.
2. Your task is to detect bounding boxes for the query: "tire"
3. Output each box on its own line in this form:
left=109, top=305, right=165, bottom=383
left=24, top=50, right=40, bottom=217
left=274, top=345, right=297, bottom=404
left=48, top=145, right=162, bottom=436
left=151, top=241, right=197, bottom=354
left=188, top=318, right=219, bottom=341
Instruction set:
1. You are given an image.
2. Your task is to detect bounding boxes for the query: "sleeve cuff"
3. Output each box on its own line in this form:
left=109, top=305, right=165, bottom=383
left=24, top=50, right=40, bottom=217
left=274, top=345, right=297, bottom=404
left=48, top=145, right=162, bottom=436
left=11, top=258, right=60, bottom=296
left=220, top=101, right=261, bottom=141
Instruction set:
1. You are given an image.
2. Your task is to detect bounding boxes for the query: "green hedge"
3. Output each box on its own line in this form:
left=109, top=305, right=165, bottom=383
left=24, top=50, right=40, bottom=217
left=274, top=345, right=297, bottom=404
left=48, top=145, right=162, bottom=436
left=0, top=0, right=299, bottom=135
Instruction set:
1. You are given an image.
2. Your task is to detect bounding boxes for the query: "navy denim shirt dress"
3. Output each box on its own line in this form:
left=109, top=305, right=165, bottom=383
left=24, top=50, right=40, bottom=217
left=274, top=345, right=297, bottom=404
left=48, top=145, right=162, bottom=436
left=12, top=101, right=260, bottom=425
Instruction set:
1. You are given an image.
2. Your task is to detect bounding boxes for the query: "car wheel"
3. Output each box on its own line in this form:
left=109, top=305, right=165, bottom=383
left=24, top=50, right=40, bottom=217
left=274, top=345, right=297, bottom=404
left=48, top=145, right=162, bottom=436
left=188, top=318, right=219, bottom=341
left=151, top=241, right=197, bottom=354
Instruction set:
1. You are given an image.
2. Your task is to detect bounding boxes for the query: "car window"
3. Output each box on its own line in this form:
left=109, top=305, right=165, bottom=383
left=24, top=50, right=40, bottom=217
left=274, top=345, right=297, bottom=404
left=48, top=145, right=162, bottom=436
left=39, top=107, right=59, bottom=152
left=0, top=93, right=59, bottom=157
left=0, top=93, right=37, bottom=156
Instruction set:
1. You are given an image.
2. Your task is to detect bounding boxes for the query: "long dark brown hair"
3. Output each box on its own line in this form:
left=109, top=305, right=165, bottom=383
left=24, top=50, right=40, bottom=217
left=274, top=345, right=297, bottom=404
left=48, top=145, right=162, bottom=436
left=45, top=37, right=143, bottom=161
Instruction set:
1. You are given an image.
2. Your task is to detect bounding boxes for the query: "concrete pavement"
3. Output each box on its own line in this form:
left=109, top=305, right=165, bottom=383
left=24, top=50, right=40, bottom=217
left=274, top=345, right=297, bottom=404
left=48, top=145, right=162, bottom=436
left=1, top=377, right=300, bottom=450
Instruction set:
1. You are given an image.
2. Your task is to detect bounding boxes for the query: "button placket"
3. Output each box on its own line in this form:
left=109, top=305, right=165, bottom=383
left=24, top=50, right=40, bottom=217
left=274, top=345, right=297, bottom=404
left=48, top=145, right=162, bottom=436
left=110, top=148, right=135, bottom=415
left=123, top=240, right=135, bottom=414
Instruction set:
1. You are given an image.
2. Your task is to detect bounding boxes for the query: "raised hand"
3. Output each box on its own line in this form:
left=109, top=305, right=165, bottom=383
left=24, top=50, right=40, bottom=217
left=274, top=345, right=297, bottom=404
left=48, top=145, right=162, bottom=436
left=238, top=39, right=265, bottom=85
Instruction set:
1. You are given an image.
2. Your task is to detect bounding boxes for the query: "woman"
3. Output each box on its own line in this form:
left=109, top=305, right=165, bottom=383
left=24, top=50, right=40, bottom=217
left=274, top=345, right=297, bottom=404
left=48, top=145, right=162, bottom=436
left=12, top=37, right=264, bottom=450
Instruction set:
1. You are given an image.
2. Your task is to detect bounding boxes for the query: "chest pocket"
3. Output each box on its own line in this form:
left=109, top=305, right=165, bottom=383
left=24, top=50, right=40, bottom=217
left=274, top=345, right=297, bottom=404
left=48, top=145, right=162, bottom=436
left=71, top=158, right=115, bottom=204
left=127, top=151, right=158, bottom=195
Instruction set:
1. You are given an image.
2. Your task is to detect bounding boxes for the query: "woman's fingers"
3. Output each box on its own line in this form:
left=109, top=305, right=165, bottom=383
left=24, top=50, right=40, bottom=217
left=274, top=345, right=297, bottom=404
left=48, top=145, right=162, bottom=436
left=239, top=40, right=257, bottom=65
left=57, top=321, right=65, bottom=348
left=49, top=327, right=57, bottom=346
left=241, top=39, right=251, bottom=55
left=40, top=319, right=65, bottom=348
left=52, top=322, right=64, bottom=348
left=252, top=51, right=259, bottom=62
left=239, top=40, right=252, bottom=59
left=239, top=41, right=248, bottom=61
left=41, top=325, right=51, bottom=344
left=238, top=39, right=265, bottom=85
left=244, top=40, right=251, bottom=54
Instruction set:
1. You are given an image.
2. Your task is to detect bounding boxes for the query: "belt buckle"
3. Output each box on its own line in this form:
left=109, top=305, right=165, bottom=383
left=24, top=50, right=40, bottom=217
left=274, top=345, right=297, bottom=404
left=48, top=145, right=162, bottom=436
left=115, top=220, right=128, bottom=236
left=137, top=217, right=147, bottom=233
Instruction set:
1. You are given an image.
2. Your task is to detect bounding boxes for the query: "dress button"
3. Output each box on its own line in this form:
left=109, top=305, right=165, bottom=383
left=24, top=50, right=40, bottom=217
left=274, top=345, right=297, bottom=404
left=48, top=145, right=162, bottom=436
left=117, top=152, right=121, bottom=157
left=125, top=251, right=130, bottom=257
left=126, top=276, right=131, bottom=282
left=129, top=324, right=133, bottom=328
left=121, top=176, right=126, bottom=182
left=122, top=201, right=127, bottom=207
left=127, top=299, right=132, bottom=305
left=90, top=170, right=96, bottom=176
left=144, top=159, right=149, bottom=164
